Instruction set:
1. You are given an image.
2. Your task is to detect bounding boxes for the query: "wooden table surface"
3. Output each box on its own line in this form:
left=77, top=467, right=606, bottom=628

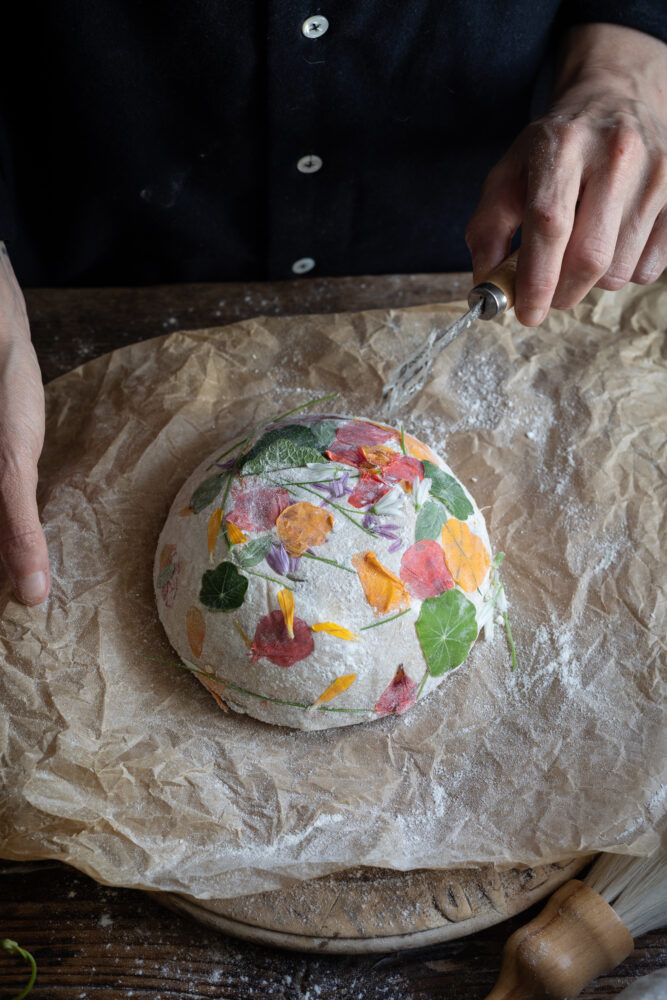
left=2, top=274, right=665, bottom=998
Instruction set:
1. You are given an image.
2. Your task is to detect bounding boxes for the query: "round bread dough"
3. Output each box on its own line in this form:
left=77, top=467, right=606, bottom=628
left=154, top=414, right=497, bottom=730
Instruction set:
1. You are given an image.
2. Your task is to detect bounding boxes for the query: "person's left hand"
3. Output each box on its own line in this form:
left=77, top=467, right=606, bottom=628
left=465, top=23, right=667, bottom=326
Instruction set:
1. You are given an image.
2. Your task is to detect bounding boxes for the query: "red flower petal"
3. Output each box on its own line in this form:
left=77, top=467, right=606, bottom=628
left=347, top=474, right=390, bottom=509
left=374, top=666, right=419, bottom=717
left=250, top=610, right=315, bottom=667
left=400, top=540, right=454, bottom=599
left=336, top=421, right=399, bottom=447
left=227, top=485, right=292, bottom=532
left=325, top=443, right=366, bottom=468
left=383, top=455, right=425, bottom=485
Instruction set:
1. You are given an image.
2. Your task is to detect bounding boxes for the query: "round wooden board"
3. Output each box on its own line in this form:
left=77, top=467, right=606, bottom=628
left=151, top=855, right=593, bottom=953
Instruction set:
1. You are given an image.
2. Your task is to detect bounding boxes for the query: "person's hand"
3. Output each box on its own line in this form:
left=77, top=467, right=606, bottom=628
left=466, top=24, right=667, bottom=326
left=0, top=242, right=49, bottom=604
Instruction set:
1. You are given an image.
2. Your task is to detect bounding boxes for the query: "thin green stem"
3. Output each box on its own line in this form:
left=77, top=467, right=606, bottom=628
left=140, top=655, right=371, bottom=713
left=268, top=392, right=339, bottom=424
left=360, top=609, right=410, bottom=631
left=1, top=939, right=37, bottom=999
left=400, top=425, right=406, bottom=455
left=207, top=437, right=249, bottom=471
left=244, top=568, right=294, bottom=591
left=503, top=611, right=518, bottom=671
left=415, top=666, right=430, bottom=699
left=303, top=552, right=356, bottom=574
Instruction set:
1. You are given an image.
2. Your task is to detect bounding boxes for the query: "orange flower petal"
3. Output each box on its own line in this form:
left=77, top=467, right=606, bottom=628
left=278, top=588, right=295, bottom=639
left=186, top=606, right=206, bottom=659
left=207, top=508, right=224, bottom=557
left=403, top=434, right=437, bottom=463
left=159, top=543, right=177, bottom=569
left=360, top=445, right=400, bottom=468
left=179, top=505, right=194, bottom=517
left=311, top=622, right=360, bottom=641
left=226, top=520, right=247, bottom=545
left=276, top=501, right=334, bottom=557
left=310, top=673, right=356, bottom=709
left=351, top=551, right=411, bottom=615
left=441, top=518, right=491, bottom=592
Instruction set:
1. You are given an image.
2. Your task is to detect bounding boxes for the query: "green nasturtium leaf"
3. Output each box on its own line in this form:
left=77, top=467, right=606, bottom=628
left=415, top=590, right=478, bottom=676
left=242, top=438, right=325, bottom=475
left=422, top=461, right=474, bottom=520
left=200, top=561, right=248, bottom=611
left=415, top=500, right=449, bottom=542
left=190, top=472, right=227, bottom=514
left=156, top=563, right=175, bottom=588
left=243, top=424, right=318, bottom=465
left=310, top=420, right=338, bottom=452
left=234, top=535, right=274, bottom=568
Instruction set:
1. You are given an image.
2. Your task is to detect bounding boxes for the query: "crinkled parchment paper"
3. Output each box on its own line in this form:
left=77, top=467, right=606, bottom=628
left=0, top=280, right=665, bottom=899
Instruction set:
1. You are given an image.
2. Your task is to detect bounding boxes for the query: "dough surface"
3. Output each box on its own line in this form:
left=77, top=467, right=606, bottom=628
left=154, top=414, right=496, bottom=729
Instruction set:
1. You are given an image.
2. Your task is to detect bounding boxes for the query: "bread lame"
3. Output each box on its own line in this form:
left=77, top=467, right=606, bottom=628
left=382, top=249, right=519, bottom=417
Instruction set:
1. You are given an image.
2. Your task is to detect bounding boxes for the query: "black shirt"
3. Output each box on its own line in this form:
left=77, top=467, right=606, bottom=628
left=2, top=2, right=665, bottom=286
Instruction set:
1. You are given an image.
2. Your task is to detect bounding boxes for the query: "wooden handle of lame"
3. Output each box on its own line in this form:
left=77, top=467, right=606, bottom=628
left=484, top=249, right=519, bottom=312
left=483, top=879, right=634, bottom=1000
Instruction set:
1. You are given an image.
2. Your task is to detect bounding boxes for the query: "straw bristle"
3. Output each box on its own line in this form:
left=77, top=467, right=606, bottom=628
left=585, top=853, right=667, bottom=938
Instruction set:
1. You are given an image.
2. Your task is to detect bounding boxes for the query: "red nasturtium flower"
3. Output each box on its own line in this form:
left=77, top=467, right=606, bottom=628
left=226, top=484, right=292, bottom=532
left=325, top=443, right=366, bottom=468
left=347, top=474, right=390, bottom=509
left=250, top=610, right=315, bottom=667
left=374, top=666, right=419, bottom=716
left=382, top=454, right=424, bottom=485
left=399, top=540, right=454, bottom=600
left=335, top=421, right=398, bottom=446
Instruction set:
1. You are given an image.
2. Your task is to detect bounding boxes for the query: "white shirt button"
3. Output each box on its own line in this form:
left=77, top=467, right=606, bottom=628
left=302, top=15, right=329, bottom=38
left=297, top=154, right=323, bottom=174
left=292, top=257, right=316, bottom=274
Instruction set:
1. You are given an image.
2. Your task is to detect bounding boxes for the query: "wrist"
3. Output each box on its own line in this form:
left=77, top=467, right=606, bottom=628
left=552, top=24, right=667, bottom=115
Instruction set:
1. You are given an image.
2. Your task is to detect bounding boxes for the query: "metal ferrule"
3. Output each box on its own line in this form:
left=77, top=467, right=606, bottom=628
left=467, top=282, right=508, bottom=319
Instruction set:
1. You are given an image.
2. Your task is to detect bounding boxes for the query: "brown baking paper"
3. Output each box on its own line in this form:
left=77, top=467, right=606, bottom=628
left=1, top=280, right=665, bottom=899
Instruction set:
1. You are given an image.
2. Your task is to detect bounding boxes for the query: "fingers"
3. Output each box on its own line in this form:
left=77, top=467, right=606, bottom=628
left=0, top=444, right=50, bottom=604
left=632, top=208, right=667, bottom=284
left=514, top=122, right=582, bottom=325
left=465, top=158, right=524, bottom=285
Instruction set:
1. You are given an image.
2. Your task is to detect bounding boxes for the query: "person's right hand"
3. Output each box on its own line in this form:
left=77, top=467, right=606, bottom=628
left=0, top=241, right=49, bottom=605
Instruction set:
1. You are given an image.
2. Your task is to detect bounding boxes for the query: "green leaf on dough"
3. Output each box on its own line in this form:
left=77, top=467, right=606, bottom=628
left=415, top=500, right=449, bottom=542
left=310, top=420, right=338, bottom=452
left=190, top=472, right=227, bottom=514
left=242, top=438, right=325, bottom=475
left=422, top=461, right=474, bottom=520
left=156, top=563, right=175, bottom=588
left=234, top=535, right=275, bottom=568
left=243, top=424, right=318, bottom=464
left=200, top=561, right=249, bottom=612
left=415, top=590, right=478, bottom=676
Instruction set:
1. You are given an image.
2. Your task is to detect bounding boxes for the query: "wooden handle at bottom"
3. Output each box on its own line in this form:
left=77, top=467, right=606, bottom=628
left=484, top=879, right=634, bottom=1000
left=484, top=249, right=519, bottom=312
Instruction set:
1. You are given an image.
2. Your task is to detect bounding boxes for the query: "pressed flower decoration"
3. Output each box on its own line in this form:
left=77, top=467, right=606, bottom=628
left=154, top=402, right=514, bottom=730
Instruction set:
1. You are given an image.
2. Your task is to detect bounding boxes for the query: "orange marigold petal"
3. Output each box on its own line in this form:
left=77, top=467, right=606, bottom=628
left=207, top=508, right=224, bottom=557
left=441, top=518, right=491, bottom=592
left=186, top=606, right=206, bottom=659
left=278, top=588, right=295, bottom=639
left=351, top=551, right=411, bottom=615
left=310, top=673, right=357, bottom=709
left=360, top=445, right=400, bottom=468
left=311, top=622, right=360, bottom=641
left=403, top=434, right=437, bottom=464
left=276, top=501, right=334, bottom=557
left=226, top=520, right=247, bottom=545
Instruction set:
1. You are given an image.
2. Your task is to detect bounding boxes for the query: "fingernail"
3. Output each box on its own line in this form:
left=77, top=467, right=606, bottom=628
left=521, top=308, right=545, bottom=326
left=16, top=571, right=48, bottom=605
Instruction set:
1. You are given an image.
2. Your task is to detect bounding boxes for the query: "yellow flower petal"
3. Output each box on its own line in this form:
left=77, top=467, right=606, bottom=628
left=226, top=520, right=247, bottom=545
left=403, top=433, right=437, bottom=463
left=207, top=508, right=224, bottom=558
left=233, top=619, right=252, bottom=648
left=311, top=622, right=360, bottom=642
left=278, top=588, right=295, bottom=638
left=309, top=673, right=356, bottom=710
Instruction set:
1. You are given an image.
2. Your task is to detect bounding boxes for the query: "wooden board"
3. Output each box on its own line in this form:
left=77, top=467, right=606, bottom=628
left=151, top=856, right=592, bottom=953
